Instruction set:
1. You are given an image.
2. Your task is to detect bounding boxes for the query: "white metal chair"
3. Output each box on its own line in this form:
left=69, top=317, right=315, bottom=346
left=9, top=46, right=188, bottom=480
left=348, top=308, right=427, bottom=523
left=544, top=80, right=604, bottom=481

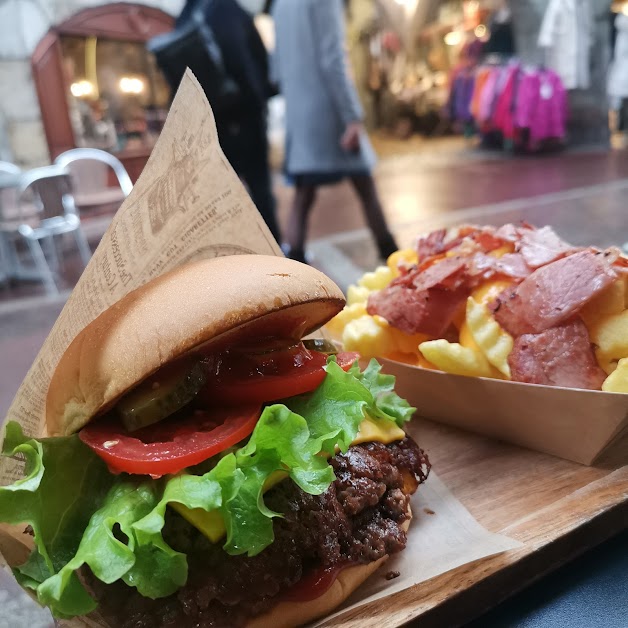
left=0, top=162, right=22, bottom=286
left=0, top=165, right=92, bottom=295
left=0, top=162, right=20, bottom=175
left=54, top=148, right=133, bottom=213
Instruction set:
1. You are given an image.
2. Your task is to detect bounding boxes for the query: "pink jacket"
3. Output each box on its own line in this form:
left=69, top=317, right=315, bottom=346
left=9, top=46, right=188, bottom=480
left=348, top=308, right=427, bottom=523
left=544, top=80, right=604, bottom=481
left=516, top=69, right=567, bottom=145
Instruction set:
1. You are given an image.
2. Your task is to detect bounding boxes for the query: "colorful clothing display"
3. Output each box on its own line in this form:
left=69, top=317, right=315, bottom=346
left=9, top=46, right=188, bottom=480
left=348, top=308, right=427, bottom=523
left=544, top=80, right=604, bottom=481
left=448, top=69, right=476, bottom=124
left=448, top=60, right=568, bottom=152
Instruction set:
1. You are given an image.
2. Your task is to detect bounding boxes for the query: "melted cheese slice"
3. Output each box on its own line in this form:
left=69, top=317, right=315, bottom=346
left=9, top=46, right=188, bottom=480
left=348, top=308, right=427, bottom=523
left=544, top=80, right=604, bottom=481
left=172, top=417, right=406, bottom=543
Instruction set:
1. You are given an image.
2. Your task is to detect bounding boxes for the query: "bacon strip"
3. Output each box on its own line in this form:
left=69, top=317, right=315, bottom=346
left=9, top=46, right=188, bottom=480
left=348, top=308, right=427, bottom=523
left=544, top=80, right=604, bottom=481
left=517, top=225, right=578, bottom=268
left=468, top=252, right=531, bottom=281
left=491, top=251, right=617, bottom=336
left=368, top=256, right=469, bottom=336
left=370, top=247, right=530, bottom=335
left=416, top=229, right=448, bottom=262
left=411, top=256, right=468, bottom=291
left=508, top=319, right=606, bottom=389
left=367, top=284, right=467, bottom=337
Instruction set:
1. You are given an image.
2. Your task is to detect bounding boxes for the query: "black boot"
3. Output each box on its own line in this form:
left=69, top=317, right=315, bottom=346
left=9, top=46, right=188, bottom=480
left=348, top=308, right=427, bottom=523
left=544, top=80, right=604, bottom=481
left=281, top=243, right=308, bottom=264
left=376, top=232, right=399, bottom=261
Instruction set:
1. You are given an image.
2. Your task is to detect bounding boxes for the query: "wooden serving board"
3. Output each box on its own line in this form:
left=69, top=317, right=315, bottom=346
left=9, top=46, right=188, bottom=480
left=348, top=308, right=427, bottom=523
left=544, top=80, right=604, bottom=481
left=321, top=420, right=628, bottom=627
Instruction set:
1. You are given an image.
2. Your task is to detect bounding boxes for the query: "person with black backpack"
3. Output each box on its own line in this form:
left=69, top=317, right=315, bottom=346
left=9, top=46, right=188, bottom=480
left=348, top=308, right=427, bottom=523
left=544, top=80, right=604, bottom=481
left=151, top=0, right=280, bottom=241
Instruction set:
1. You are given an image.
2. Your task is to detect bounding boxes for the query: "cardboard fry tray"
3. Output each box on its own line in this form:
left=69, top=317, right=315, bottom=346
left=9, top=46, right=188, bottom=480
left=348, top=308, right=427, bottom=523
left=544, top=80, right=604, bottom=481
left=380, top=359, right=628, bottom=465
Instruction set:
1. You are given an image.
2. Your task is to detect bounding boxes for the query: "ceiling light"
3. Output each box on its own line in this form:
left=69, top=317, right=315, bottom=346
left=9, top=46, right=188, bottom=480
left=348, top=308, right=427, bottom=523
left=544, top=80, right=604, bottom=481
left=444, top=31, right=463, bottom=46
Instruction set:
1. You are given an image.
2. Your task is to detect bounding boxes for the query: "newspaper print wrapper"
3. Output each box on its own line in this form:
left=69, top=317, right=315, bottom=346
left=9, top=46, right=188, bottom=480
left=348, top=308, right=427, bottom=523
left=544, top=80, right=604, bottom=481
left=0, top=72, right=519, bottom=627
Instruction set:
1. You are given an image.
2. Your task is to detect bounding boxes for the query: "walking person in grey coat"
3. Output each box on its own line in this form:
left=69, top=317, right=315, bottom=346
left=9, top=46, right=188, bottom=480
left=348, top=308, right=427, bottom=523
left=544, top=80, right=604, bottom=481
left=271, top=0, right=398, bottom=263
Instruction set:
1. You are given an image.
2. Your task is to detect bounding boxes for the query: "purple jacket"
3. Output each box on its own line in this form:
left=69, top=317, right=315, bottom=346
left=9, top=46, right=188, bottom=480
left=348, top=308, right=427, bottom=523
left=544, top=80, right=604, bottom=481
left=450, top=72, right=476, bottom=123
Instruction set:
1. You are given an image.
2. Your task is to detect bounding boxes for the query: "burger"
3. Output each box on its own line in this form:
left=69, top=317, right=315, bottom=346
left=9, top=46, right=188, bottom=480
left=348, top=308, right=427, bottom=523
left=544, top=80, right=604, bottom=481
left=0, top=255, right=430, bottom=628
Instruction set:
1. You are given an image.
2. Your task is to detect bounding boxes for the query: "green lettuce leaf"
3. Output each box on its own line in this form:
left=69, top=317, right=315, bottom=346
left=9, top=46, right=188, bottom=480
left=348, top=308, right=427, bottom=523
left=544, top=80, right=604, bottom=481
left=0, top=422, right=115, bottom=617
left=286, top=357, right=415, bottom=455
left=127, top=471, right=223, bottom=597
left=0, top=358, right=414, bottom=617
left=347, top=358, right=416, bottom=427
left=223, top=404, right=334, bottom=555
left=38, top=481, right=159, bottom=617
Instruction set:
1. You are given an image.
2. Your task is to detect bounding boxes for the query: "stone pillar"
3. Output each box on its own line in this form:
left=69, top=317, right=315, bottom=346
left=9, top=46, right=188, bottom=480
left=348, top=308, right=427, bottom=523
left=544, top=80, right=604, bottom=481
left=510, top=0, right=612, bottom=147
left=0, top=59, right=50, bottom=166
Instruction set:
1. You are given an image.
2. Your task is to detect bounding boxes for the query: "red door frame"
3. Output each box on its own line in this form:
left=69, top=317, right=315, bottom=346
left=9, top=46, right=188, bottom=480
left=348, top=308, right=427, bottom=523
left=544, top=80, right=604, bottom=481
left=31, top=3, right=174, bottom=162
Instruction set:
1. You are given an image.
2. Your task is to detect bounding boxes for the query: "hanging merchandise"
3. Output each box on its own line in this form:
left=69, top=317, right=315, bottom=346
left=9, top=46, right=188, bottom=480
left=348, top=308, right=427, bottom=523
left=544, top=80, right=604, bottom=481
left=446, top=37, right=486, bottom=135
left=449, top=60, right=568, bottom=152
left=537, top=0, right=593, bottom=90
left=608, top=14, right=628, bottom=133
left=608, top=15, right=628, bottom=101
left=515, top=68, right=567, bottom=148
left=448, top=67, right=476, bottom=127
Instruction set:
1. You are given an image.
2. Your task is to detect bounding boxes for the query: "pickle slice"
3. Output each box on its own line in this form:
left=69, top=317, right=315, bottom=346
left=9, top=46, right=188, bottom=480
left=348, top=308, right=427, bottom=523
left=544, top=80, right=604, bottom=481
left=302, top=338, right=338, bottom=355
left=117, top=360, right=207, bottom=432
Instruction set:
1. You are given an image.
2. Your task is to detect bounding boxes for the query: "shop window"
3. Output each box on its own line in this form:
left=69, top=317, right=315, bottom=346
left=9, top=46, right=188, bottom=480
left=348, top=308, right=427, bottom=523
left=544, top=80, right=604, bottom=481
left=32, top=3, right=174, bottom=181
left=61, top=35, right=170, bottom=153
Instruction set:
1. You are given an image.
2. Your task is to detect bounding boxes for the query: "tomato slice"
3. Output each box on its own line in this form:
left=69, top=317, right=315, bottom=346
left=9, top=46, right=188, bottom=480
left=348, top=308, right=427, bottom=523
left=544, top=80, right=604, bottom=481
left=79, top=405, right=261, bottom=477
left=201, top=349, right=359, bottom=405
left=282, top=563, right=353, bottom=602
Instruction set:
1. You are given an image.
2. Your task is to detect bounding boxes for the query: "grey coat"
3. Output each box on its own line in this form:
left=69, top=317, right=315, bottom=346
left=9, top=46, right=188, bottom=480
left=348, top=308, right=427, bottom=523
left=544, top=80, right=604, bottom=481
left=272, top=0, right=376, bottom=175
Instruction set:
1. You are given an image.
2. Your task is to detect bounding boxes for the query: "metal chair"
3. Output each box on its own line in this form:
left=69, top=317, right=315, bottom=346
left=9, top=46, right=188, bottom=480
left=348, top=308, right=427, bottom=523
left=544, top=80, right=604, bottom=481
left=0, top=162, right=22, bottom=286
left=0, top=165, right=92, bottom=296
left=0, top=162, right=20, bottom=175
left=54, top=148, right=133, bottom=213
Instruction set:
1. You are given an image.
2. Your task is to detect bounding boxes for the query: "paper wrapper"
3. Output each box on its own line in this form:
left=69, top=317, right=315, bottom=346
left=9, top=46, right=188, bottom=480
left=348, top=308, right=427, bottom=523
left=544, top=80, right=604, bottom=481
left=380, top=359, right=628, bottom=466
left=0, top=72, right=518, bottom=626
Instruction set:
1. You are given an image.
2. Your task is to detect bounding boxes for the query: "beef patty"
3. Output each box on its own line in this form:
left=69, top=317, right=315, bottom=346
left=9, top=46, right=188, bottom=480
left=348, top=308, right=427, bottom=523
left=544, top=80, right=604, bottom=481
left=84, top=437, right=430, bottom=628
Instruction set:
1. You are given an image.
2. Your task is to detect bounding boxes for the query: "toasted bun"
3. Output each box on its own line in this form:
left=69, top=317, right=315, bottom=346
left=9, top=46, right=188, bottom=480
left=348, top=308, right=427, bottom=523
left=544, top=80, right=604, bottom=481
left=247, top=510, right=412, bottom=628
left=46, top=255, right=345, bottom=436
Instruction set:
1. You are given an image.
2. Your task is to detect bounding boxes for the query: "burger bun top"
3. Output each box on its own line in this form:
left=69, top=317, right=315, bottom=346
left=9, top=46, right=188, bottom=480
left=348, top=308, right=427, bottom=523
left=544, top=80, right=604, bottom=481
left=46, top=255, right=345, bottom=436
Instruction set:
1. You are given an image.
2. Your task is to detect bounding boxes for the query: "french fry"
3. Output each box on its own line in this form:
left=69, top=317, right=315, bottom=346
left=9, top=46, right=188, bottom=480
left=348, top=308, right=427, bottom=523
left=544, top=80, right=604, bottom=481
left=342, top=314, right=397, bottom=358
left=384, top=351, right=439, bottom=368
left=324, top=303, right=367, bottom=341
left=459, top=321, right=506, bottom=380
left=470, top=278, right=514, bottom=306
left=419, top=339, right=494, bottom=378
left=346, top=284, right=371, bottom=306
left=387, top=325, right=431, bottom=354
left=580, top=278, right=626, bottom=328
left=588, top=309, right=628, bottom=375
left=357, top=265, right=394, bottom=291
left=387, top=248, right=417, bottom=276
left=602, top=357, right=628, bottom=392
left=465, top=297, right=513, bottom=378
left=489, top=243, right=515, bottom=258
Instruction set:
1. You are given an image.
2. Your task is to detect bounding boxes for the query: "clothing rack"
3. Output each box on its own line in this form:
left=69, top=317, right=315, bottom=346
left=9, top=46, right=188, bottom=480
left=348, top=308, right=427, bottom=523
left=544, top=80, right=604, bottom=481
left=448, top=58, right=568, bottom=152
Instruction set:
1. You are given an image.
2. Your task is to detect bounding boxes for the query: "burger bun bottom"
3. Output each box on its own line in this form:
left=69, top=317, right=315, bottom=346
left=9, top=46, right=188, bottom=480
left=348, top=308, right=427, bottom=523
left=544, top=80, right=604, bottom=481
left=247, top=509, right=412, bottom=628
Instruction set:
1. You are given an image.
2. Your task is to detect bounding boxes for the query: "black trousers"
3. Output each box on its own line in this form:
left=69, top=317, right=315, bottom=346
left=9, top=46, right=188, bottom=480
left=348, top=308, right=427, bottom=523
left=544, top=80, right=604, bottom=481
left=216, top=113, right=280, bottom=242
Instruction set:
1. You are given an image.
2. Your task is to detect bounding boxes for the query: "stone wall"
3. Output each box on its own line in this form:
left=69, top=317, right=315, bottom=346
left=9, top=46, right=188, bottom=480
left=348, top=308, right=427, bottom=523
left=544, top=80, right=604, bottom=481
left=0, top=0, right=184, bottom=167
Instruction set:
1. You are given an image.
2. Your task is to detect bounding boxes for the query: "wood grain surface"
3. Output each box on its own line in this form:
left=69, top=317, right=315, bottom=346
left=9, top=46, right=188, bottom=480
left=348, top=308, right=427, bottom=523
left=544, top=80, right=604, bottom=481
left=321, top=420, right=628, bottom=627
